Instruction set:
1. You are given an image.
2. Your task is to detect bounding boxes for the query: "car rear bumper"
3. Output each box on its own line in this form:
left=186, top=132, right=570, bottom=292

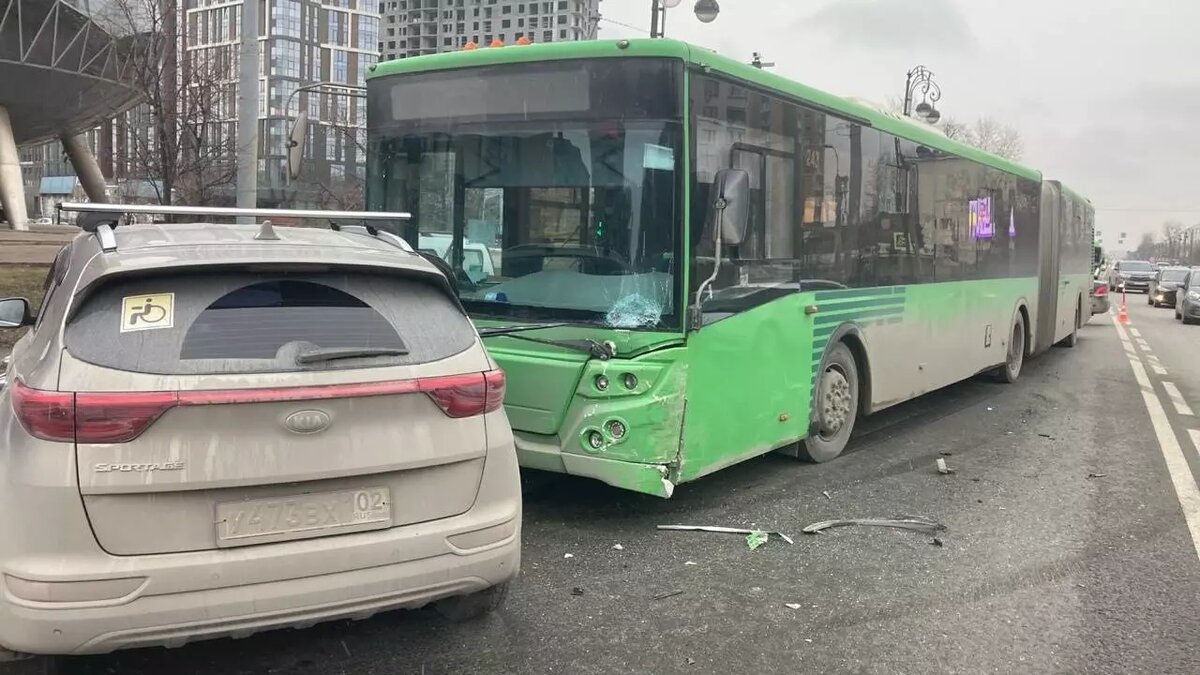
left=1117, top=280, right=1150, bottom=291
left=0, top=414, right=522, bottom=656
left=1184, top=301, right=1200, bottom=320
left=1, top=536, right=518, bottom=655
left=1090, top=295, right=1110, bottom=314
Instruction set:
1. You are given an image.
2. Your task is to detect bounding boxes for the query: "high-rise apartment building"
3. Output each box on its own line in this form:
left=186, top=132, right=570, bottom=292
left=20, top=0, right=381, bottom=211
left=379, top=0, right=600, bottom=61
left=182, top=0, right=381, bottom=203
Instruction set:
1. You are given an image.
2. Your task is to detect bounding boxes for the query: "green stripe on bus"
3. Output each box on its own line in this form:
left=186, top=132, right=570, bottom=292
left=813, top=306, right=905, bottom=326
left=815, top=297, right=906, bottom=313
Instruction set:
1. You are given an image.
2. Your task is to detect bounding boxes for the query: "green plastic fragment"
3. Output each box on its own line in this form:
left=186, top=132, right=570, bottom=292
left=746, top=530, right=769, bottom=550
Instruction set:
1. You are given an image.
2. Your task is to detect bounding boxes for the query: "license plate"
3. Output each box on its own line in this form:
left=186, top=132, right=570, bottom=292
left=216, top=487, right=391, bottom=547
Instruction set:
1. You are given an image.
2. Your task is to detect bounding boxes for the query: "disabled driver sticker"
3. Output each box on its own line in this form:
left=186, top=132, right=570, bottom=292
left=121, top=293, right=175, bottom=333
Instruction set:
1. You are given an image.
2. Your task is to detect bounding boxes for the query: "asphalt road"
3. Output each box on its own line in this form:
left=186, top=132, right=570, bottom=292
left=66, top=303, right=1200, bottom=675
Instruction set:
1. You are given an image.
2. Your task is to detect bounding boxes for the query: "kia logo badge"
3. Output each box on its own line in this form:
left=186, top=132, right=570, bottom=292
left=285, top=410, right=331, bottom=434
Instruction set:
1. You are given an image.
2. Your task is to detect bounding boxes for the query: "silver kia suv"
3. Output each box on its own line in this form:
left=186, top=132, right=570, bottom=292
left=0, top=205, right=520, bottom=670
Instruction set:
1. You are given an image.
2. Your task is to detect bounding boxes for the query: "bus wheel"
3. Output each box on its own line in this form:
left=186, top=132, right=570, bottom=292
left=996, top=314, right=1026, bottom=383
left=800, top=342, right=859, bottom=463
left=1058, top=306, right=1080, bottom=348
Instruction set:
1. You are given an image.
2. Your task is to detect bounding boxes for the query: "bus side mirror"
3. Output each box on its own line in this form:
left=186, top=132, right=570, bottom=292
left=708, top=168, right=751, bottom=246
left=287, top=112, right=309, bottom=183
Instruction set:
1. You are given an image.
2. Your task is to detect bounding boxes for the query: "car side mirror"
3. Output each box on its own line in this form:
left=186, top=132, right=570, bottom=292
left=706, top=168, right=751, bottom=247
left=0, top=297, right=33, bottom=328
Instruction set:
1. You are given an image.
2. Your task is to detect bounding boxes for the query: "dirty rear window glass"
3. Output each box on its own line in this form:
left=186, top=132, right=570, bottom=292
left=65, top=271, right=474, bottom=375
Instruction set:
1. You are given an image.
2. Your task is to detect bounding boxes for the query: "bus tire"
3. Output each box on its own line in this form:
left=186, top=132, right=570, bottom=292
left=995, top=313, right=1026, bottom=383
left=798, top=342, right=860, bottom=463
left=1058, top=306, right=1080, bottom=348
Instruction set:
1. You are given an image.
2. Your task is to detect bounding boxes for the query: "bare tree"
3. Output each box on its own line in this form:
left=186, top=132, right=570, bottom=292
left=95, top=0, right=238, bottom=205
left=1132, top=232, right=1157, bottom=260
left=941, top=116, right=1024, bottom=161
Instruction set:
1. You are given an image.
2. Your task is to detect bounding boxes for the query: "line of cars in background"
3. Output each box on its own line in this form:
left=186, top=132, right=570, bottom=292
left=1093, top=258, right=1200, bottom=324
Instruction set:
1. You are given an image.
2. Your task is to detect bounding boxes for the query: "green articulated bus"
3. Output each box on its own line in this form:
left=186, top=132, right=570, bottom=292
left=364, top=39, right=1094, bottom=498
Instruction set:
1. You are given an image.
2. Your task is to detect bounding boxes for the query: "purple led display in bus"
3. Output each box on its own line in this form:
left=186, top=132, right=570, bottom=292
left=969, top=196, right=994, bottom=239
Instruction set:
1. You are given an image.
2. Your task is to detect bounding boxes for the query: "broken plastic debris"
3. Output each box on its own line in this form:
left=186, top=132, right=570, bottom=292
left=684, top=561, right=697, bottom=566
left=612, top=543, right=624, bottom=550
left=653, top=590, right=684, bottom=601
left=604, top=293, right=664, bottom=329
left=784, top=603, right=802, bottom=610
left=657, top=525, right=794, bottom=545
left=571, top=587, right=585, bottom=596
left=802, top=516, right=946, bottom=535
left=746, top=530, right=769, bottom=550
left=563, top=553, right=575, bottom=559
left=822, top=490, right=832, bottom=500
left=1086, top=472, right=1107, bottom=479
left=936, top=458, right=955, bottom=475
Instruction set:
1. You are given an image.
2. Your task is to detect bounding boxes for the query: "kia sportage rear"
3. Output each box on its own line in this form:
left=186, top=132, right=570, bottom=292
left=0, top=219, right=520, bottom=664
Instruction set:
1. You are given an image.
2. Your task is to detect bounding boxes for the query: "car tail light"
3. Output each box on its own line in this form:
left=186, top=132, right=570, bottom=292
left=484, top=369, right=506, bottom=413
left=11, top=379, right=75, bottom=442
left=1095, top=284, right=1107, bottom=296
left=11, top=371, right=506, bottom=443
left=75, top=392, right=179, bottom=444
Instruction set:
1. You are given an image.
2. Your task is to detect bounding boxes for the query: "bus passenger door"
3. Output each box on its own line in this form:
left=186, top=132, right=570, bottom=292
left=1034, top=181, right=1061, bottom=353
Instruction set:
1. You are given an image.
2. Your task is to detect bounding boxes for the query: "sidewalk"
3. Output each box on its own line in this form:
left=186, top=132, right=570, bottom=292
left=0, top=228, right=75, bottom=264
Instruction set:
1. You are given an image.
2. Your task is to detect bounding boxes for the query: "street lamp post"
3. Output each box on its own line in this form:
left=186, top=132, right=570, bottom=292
left=903, top=65, right=942, bottom=124
left=650, top=0, right=720, bottom=38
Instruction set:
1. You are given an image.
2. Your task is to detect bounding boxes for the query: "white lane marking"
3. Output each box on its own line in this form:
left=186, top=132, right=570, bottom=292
left=1191, top=430, right=1200, bottom=459
left=1146, top=355, right=1168, bottom=376
left=1162, top=382, right=1195, bottom=416
left=1113, top=315, right=1200, bottom=561
left=1130, top=327, right=1142, bottom=338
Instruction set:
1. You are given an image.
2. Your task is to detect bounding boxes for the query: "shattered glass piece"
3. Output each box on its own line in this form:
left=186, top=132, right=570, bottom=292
left=605, top=293, right=664, bottom=328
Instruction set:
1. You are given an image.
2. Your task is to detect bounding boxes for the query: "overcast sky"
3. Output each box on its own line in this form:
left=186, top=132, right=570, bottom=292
left=597, top=0, right=1200, bottom=251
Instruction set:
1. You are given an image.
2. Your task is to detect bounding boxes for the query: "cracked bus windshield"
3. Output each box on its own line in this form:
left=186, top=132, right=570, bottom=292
left=367, top=60, right=682, bottom=330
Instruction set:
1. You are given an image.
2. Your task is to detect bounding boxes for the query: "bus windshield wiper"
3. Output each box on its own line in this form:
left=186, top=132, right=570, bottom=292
left=477, top=323, right=613, bottom=360
left=476, top=323, right=571, bottom=337
left=296, top=347, right=409, bottom=364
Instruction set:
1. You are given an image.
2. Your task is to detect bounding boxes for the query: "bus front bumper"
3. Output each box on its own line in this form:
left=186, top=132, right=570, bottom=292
left=514, top=431, right=677, bottom=498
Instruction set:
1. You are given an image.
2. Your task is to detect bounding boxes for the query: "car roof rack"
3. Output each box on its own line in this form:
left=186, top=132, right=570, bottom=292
left=55, top=203, right=413, bottom=255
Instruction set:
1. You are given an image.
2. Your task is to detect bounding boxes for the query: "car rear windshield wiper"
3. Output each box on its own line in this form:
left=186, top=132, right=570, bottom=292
left=296, top=347, right=409, bottom=364
left=477, top=323, right=613, bottom=360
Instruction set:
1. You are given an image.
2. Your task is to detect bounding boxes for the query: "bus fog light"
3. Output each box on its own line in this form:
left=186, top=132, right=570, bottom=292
left=621, top=373, right=638, bottom=390
left=586, top=430, right=605, bottom=450
left=595, top=375, right=610, bottom=391
left=607, top=420, right=627, bottom=439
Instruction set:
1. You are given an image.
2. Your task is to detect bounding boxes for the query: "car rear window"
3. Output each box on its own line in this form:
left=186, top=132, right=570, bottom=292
left=1161, top=269, right=1188, bottom=282
left=65, top=271, right=475, bottom=375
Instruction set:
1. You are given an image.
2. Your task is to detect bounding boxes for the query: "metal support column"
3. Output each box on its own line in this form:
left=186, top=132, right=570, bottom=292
left=236, top=0, right=260, bottom=223
left=0, top=105, right=28, bottom=231
left=61, top=133, right=109, bottom=203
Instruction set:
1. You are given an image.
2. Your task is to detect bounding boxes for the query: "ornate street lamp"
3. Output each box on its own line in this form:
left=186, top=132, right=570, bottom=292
left=694, top=0, right=721, bottom=23
left=903, top=65, right=942, bottom=125
left=650, top=0, right=720, bottom=38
